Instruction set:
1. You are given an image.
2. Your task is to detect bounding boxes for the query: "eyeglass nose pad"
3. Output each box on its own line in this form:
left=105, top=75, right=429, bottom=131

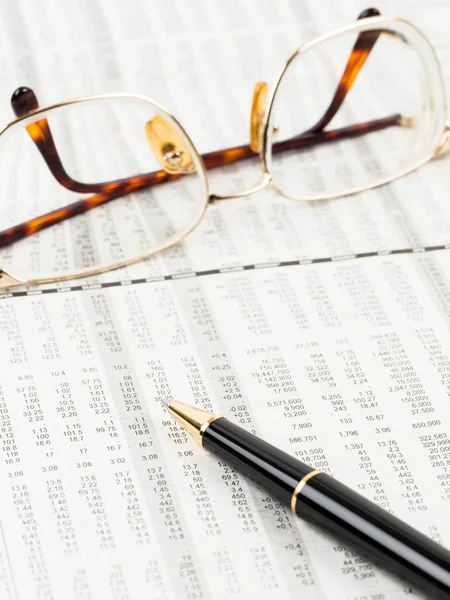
left=250, top=81, right=268, bottom=153
left=145, top=115, right=196, bottom=174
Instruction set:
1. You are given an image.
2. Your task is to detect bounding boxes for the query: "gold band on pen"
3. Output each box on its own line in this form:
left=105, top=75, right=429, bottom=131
left=291, top=470, right=322, bottom=514
left=199, top=416, right=222, bottom=446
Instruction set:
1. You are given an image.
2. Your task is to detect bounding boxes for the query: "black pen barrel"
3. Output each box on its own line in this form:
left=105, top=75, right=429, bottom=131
left=202, top=417, right=450, bottom=599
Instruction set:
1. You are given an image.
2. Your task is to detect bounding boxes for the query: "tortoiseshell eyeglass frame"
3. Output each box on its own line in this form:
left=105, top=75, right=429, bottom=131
left=0, top=8, right=449, bottom=289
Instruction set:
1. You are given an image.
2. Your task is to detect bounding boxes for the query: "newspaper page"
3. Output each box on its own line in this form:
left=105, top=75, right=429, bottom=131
left=1, top=0, right=450, bottom=598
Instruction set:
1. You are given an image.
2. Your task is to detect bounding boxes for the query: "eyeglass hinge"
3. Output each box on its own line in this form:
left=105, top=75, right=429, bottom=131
left=434, top=123, right=450, bottom=158
left=398, top=116, right=415, bottom=128
left=0, top=268, right=25, bottom=289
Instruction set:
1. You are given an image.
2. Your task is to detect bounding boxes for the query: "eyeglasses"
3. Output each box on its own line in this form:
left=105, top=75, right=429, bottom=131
left=0, top=8, right=448, bottom=289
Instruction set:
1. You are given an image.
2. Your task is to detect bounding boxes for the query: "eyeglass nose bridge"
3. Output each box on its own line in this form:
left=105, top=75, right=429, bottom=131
left=146, top=115, right=196, bottom=174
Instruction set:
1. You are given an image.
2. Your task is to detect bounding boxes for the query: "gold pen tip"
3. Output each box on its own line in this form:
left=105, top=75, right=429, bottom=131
left=165, top=400, right=221, bottom=446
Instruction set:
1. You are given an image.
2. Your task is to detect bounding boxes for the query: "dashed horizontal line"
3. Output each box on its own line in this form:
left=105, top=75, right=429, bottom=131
left=1, top=243, right=448, bottom=300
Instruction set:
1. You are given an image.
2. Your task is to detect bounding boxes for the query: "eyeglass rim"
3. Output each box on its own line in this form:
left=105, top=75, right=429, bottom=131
left=0, top=92, right=211, bottom=287
left=261, top=15, right=448, bottom=202
left=1, top=16, right=448, bottom=289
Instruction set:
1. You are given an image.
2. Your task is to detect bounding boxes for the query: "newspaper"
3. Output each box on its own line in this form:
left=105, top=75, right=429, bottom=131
left=1, top=0, right=450, bottom=598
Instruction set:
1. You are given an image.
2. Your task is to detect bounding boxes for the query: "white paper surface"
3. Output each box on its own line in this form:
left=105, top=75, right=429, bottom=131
left=1, top=1, right=450, bottom=598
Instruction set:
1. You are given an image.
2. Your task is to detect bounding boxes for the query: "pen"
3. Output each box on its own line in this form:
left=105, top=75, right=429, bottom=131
left=164, top=400, right=450, bottom=599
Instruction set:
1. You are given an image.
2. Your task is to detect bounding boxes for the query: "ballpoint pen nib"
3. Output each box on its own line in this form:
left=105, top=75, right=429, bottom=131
left=159, top=399, right=170, bottom=408
left=166, top=401, right=220, bottom=446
